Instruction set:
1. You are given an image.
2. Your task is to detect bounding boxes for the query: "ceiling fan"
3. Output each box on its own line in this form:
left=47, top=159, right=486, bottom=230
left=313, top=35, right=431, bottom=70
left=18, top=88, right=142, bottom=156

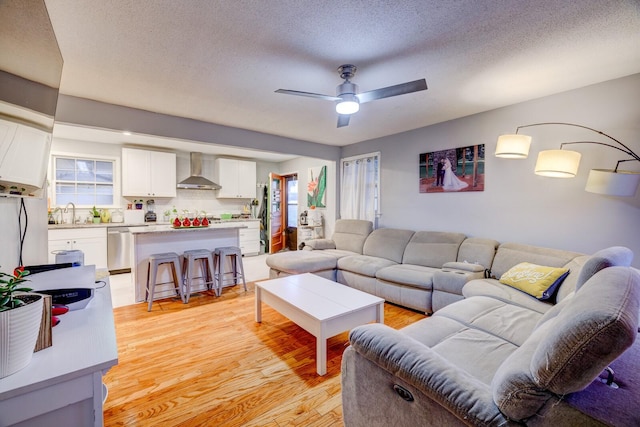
left=275, top=64, right=428, bottom=128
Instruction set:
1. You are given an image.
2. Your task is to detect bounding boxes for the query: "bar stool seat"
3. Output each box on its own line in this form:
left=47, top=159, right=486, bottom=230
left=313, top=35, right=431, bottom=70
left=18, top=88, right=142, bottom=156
left=182, top=249, right=216, bottom=302
left=146, top=252, right=183, bottom=311
left=213, top=246, right=247, bottom=295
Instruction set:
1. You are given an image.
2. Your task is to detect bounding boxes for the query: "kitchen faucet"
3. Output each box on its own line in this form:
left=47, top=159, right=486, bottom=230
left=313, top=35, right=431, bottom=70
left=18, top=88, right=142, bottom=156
left=64, top=202, right=76, bottom=224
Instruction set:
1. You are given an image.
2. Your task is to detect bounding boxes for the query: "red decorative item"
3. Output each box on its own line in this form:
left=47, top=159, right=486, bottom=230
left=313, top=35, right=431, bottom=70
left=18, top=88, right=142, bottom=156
left=193, top=218, right=201, bottom=227
left=202, top=217, right=209, bottom=226
left=173, top=218, right=181, bottom=227
left=182, top=218, right=191, bottom=227
left=52, top=305, right=69, bottom=316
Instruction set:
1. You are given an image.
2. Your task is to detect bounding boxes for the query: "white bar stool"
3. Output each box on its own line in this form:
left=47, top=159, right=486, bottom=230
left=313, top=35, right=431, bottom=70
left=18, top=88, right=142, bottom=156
left=213, top=246, right=247, bottom=296
left=182, top=249, right=216, bottom=303
left=145, top=252, right=183, bottom=311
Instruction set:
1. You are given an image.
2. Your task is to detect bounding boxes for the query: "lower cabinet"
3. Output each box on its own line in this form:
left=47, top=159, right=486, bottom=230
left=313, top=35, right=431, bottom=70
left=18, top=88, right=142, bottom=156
left=48, top=227, right=108, bottom=269
left=239, top=221, right=260, bottom=256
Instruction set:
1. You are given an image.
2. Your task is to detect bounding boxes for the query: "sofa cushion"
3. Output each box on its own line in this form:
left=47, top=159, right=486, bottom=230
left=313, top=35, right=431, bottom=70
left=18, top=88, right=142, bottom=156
left=401, top=231, right=466, bottom=268
left=492, top=267, right=640, bottom=421
left=362, top=228, right=415, bottom=263
left=265, top=250, right=337, bottom=274
left=338, top=255, right=397, bottom=277
left=432, top=296, right=543, bottom=347
left=498, top=262, right=570, bottom=300
left=331, top=219, right=373, bottom=254
left=375, top=264, right=439, bottom=290
left=489, top=242, right=582, bottom=279
left=456, top=237, right=499, bottom=269
left=463, top=279, right=556, bottom=314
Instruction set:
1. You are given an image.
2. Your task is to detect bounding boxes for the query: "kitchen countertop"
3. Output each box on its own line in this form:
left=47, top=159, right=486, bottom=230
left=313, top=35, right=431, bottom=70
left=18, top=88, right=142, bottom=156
left=130, top=223, right=248, bottom=234
left=48, top=218, right=260, bottom=230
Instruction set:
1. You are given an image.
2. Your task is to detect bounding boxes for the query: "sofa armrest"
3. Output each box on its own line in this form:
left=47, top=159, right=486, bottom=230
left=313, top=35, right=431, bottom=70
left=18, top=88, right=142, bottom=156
left=442, top=261, right=486, bottom=273
left=346, top=324, right=506, bottom=425
left=433, top=267, right=485, bottom=296
left=303, top=238, right=336, bottom=250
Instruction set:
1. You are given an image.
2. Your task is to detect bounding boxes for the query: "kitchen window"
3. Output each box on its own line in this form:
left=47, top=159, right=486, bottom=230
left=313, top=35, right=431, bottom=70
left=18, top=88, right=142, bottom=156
left=51, top=155, right=116, bottom=207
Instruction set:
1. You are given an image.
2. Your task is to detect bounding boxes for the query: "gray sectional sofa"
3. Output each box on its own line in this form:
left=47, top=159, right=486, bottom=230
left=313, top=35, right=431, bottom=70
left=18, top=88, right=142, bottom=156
left=342, top=253, right=639, bottom=426
left=266, top=220, right=640, bottom=425
left=267, top=220, right=501, bottom=313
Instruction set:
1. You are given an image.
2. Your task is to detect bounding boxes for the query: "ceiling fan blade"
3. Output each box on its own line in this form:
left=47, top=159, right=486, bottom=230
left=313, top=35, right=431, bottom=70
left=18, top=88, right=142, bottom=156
left=356, top=79, right=427, bottom=104
left=275, top=89, right=340, bottom=102
left=337, top=114, right=350, bottom=128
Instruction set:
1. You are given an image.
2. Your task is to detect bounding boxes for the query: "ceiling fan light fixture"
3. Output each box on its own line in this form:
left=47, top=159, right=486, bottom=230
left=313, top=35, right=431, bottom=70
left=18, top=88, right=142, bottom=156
left=336, top=94, right=360, bottom=115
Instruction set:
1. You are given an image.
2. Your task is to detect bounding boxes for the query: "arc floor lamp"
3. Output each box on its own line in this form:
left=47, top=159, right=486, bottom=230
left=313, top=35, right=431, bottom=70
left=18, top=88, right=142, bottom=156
left=495, top=122, right=640, bottom=197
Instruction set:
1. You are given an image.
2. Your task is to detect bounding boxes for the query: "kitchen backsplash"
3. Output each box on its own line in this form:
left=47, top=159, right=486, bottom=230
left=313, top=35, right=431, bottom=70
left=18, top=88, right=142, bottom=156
left=121, top=188, right=260, bottom=220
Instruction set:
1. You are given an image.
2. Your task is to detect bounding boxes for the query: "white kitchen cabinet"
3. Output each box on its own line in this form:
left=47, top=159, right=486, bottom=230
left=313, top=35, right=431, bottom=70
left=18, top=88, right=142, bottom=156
left=0, top=118, right=51, bottom=195
left=239, top=221, right=260, bottom=256
left=48, top=227, right=108, bottom=269
left=214, top=158, right=256, bottom=198
left=122, top=147, right=176, bottom=198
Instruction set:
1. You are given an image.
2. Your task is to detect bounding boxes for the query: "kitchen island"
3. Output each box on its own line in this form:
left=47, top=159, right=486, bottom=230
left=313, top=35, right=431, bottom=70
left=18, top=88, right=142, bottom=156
left=131, top=224, right=246, bottom=302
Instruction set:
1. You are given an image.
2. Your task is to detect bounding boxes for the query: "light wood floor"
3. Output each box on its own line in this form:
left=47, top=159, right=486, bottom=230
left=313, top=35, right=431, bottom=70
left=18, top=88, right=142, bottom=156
left=103, top=281, right=426, bottom=426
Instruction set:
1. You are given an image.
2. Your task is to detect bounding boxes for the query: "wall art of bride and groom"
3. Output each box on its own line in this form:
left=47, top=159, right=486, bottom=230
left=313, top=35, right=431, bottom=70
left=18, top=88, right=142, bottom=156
left=419, top=144, right=485, bottom=193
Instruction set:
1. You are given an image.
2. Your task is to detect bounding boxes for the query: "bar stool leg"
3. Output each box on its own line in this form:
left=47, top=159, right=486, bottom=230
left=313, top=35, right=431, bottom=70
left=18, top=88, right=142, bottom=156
left=171, top=259, right=183, bottom=303
left=234, top=253, right=247, bottom=291
left=146, top=261, right=156, bottom=312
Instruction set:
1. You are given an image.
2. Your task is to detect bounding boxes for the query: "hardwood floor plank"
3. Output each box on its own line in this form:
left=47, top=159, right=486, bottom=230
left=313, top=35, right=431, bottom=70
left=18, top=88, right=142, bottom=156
left=103, top=281, right=425, bottom=426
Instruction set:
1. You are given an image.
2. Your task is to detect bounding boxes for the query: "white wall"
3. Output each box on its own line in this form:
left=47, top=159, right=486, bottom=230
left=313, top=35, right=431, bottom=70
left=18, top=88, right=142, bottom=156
left=341, top=74, right=640, bottom=267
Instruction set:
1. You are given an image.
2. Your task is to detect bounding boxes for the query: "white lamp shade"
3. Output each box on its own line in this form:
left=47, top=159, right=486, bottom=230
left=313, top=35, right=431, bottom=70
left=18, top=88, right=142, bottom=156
left=336, top=94, right=360, bottom=115
left=495, top=134, right=532, bottom=158
left=535, top=149, right=581, bottom=178
left=585, top=169, right=640, bottom=197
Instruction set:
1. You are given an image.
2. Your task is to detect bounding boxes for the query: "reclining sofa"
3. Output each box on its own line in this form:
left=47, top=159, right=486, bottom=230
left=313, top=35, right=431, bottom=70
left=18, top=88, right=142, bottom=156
left=266, top=220, right=640, bottom=425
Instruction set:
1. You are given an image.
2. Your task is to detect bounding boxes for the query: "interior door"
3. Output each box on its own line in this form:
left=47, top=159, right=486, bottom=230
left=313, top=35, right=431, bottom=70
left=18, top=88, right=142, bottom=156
left=269, top=173, right=285, bottom=253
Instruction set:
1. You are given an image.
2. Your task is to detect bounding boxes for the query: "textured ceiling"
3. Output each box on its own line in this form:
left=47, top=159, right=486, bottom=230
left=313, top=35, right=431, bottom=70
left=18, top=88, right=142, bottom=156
left=43, top=0, right=640, bottom=147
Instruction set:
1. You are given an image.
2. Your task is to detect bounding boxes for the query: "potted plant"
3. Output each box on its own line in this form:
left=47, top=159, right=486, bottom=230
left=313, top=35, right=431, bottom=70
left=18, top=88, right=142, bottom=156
left=0, top=267, right=43, bottom=379
left=91, top=206, right=101, bottom=224
left=134, top=200, right=144, bottom=210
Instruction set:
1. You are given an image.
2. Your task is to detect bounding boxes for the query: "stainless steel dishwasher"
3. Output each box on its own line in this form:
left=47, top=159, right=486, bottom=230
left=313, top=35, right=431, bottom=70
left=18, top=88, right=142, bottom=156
left=107, top=227, right=132, bottom=273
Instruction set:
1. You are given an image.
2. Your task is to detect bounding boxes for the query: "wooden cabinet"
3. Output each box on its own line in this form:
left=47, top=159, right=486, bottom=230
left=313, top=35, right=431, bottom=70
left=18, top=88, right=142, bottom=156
left=0, top=118, right=51, bottom=195
left=214, top=158, right=256, bottom=198
left=239, top=221, right=260, bottom=256
left=122, top=148, right=176, bottom=198
left=48, top=227, right=108, bottom=269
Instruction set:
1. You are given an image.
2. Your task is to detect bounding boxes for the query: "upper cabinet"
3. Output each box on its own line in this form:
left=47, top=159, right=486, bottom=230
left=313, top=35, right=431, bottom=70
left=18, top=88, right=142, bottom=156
left=122, top=148, right=176, bottom=198
left=214, top=158, right=256, bottom=198
left=0, top=119, right=51, bottom=196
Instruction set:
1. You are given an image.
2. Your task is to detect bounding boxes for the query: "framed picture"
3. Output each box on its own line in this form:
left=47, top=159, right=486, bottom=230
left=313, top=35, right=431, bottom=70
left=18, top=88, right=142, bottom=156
left=307, top=165, right=327, bottom=207
left=419, top=144, right=485, bottom=193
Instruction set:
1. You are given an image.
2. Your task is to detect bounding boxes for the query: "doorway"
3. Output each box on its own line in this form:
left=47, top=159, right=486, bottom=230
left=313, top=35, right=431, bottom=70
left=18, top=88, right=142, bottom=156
left=269, top=172, right=298, bottom=253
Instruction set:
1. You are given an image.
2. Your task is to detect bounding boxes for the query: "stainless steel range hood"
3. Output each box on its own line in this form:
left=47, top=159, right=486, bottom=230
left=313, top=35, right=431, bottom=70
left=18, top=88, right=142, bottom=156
left=177, top=152, right=221, bottom=190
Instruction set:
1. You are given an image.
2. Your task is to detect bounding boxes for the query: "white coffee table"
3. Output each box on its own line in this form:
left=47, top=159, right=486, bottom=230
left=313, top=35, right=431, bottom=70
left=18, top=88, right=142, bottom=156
left=255, top=273, right=384, bottom=375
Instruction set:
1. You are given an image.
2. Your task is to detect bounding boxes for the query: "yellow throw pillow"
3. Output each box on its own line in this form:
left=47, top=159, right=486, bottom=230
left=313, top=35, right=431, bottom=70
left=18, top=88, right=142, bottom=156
left=499, top=262, right=570, bottom=300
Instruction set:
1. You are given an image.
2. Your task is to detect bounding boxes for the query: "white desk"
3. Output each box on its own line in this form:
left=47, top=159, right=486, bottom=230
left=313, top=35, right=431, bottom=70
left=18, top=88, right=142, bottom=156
left=255, top=273, right=384, bottom=375
left=0, top=278, right=118, bottom=426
